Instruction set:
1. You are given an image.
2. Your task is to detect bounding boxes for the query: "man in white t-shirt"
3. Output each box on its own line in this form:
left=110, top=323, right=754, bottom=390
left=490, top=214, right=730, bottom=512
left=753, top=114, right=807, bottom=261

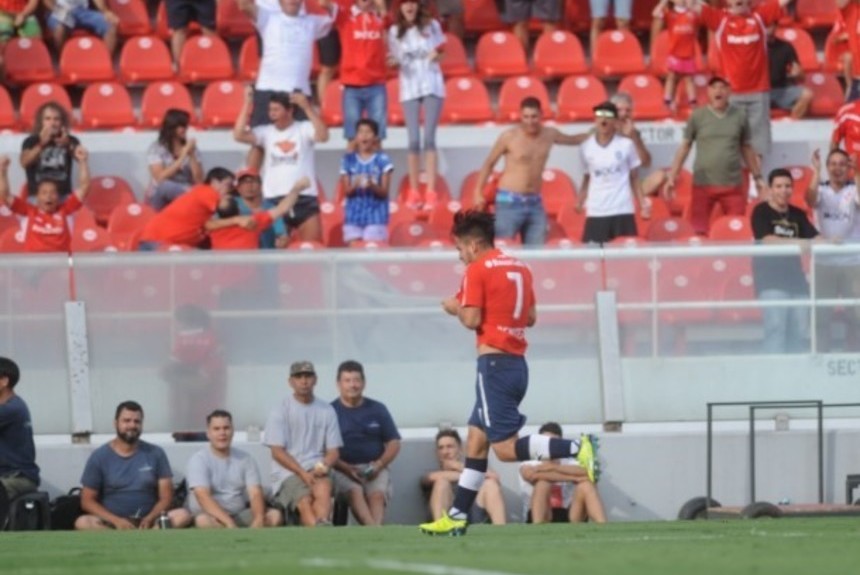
left=242, top=0, right=335, bottom=128
left=263, top=361, right=343, bottom=527
left=234, top=87, right=329, bottom=243
left=187, top=410, right=283, bottom=528
left=577, top=101, right=645, bottom=244
left=806, top=148, right=860, bottom=351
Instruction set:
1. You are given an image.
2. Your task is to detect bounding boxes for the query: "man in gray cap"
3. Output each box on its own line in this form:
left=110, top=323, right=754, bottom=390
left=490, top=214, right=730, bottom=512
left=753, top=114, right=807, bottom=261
left=264, top=361, right=343, bottom=527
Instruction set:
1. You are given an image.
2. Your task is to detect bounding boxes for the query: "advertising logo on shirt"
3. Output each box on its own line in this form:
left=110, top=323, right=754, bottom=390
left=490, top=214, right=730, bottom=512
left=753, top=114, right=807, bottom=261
left=273, top=139, right=299, bottom=166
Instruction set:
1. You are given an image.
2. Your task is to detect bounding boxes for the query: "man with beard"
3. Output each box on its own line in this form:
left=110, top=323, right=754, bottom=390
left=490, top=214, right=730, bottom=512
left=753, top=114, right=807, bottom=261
left=75, top=401, right=192, bottom=530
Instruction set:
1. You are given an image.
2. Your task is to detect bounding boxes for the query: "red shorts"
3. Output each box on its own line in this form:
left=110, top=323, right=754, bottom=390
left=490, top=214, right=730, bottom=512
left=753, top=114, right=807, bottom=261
left=689, top=184, right=746, bottom=236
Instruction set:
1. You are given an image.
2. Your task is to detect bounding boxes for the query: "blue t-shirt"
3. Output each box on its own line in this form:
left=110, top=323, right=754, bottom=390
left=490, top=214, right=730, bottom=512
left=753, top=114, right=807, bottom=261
left=80, top=441, right=173, bottom=518
left=237, top=197, right=287, bottom=249
left=331, top=397, right=401, bottom=465
left=341, top=151, right=394, bottom=227
left=0, top=395, right=39, bottom=484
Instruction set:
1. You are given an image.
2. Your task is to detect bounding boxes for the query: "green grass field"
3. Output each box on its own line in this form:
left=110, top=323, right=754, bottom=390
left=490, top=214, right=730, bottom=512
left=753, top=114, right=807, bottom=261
left=4, top=519, right=860, bottom=575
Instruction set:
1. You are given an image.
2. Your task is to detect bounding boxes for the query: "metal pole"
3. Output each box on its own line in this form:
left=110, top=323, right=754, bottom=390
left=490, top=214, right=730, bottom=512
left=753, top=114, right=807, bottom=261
left=818, top=401, right=824, bottom=504
left=706, top=403, right=713, bottom=517
left=749, top=405, right=756, bottom=504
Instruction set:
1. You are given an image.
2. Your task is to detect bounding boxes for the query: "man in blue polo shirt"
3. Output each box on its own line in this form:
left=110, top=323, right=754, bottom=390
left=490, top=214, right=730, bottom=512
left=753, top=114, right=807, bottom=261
left=331, top=360, right=401, bottom=526
left=0, top=357, right=40, bottom=511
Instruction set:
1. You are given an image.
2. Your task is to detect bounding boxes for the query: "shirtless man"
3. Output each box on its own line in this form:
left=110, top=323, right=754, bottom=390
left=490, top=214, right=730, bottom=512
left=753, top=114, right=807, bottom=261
left=472, top=97, right=589, bottom=246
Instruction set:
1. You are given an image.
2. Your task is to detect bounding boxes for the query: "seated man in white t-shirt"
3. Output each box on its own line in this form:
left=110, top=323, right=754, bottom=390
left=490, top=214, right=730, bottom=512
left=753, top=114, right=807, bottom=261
left=519, top=422, right=606, bottom=524
left=576, top=101, right=646, bottom=244
left=187, top=410, right=283, bottom=528
left=234, top=87, right=329, bottom=243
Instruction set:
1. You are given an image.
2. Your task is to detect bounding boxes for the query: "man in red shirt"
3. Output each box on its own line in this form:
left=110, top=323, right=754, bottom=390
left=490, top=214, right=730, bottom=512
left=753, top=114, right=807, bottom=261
left=210, top=173, right=309, bottom=250
left=832, top=101, right=860, bottom=162
left=139, top=167, right=255, bottom=250
left=839, top=0, right=860, bottom=102
left=690, top=0, right=793, bottom=161
left=419, top=210, right=597, bottom=537
left=322, top=0, right=388, bottom=144
left=0, top=147, right=91, bottom=253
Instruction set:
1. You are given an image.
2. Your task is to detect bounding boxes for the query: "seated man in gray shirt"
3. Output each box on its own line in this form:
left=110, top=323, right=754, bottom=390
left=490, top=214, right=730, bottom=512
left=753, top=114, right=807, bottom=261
left=0, top=357, right=40, bottom=504
left=187, top=409, right=282, bottom=528
left=76, top=401, right=192, bottom=530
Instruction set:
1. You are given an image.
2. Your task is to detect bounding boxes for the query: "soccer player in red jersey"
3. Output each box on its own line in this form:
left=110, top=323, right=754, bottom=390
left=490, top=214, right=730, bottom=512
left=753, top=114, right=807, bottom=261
left=0, top=147, right=91, bottom=253
left=419, top=210, right=597, bottom=536
left=832, top=100, right=860, bottom=163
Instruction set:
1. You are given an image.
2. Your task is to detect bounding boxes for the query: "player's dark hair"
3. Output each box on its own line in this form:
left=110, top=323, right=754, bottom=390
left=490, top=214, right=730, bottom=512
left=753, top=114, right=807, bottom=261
left=356, top=118, right=379, bottom=137
left=452, top=209, right=495, bottom=247
left=828, top=148, right=850, bottom=162
left=115, top=400, right=144, bottom=420
left=538, top=421, right=563, bottom=437
left=337, top=360, right=365, bottom=381
left=205, top=167, right=235, bottom=185
left=436, top=428, right=461, bottom=446
left=768, top=167, right=793, bottom=186
left=174, top=304, right=212, bottom=329
left=206, top=409, right=232, bottom=425
left=216, top=196, right=239, bottom=219
left=520, top=96, right=542, bottom=112
left=0, top=357, right=21, bottom=389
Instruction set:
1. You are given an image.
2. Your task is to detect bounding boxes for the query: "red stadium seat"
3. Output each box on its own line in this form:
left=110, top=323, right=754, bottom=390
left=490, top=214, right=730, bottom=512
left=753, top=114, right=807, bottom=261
left=108, top=202, right=156, bottom=251
left=655, top=259, right=714, bottom=354
left=497, top=76, right=553, bottom=122
left=672, top=74, right=710, bottom=120
left=19, top=84, right=73, bottom=132
left=389, top=220, right=441, bottom=247
left=119, top=36, right=174, bottom=83
left=71, top=225, right=115, bottom=253
left=529, top=256, right=603, bottom=327
left=80, top=82, right=136, bottom=129
left=386, top=79, right=404, bottom=126
left=458, top=169, right=500, bottom=210
left=475, top=31, right=529, bottom=78
left=649, top=29, right=704, bottom=77
left=0, top=85, right=16, bottom=131
left=85, top=176, right=137, bottom=225
left=321, top=79, right=344, bottom=127
left=463, top=0, right=504, bottom=33
left=532, top=30, right=588, bottom=78
left=556, top=205, right=586, bottom=241
left=238, top=35, right=260, bottom=81
left=716, top=265, right=761, bottom=324
left=109, top=0, right=152, bottom=36
left=592, top=30, right=645, bottom=78
left=775, top=27, right=819, bottom=72
left=617, top=74, right=670, bottom=120
left=201, top=81, right=244, bottom=128
left=4, top=38, right=54, bottom=85
left=440, top=33, right=472, bottom=77
left=784, top=165, right=814, bottom=210
left=823, top=23, right=850, bottom=73
left=796, top=0, right=838, bottom=30
left=0, top=227, right=25, bottom=253
left=541, top=168, right=577, bottom=217
left=645, top=217, right=696, bottom=242
left=709, top=215, right=753, bottom=242
left=59, top=36, right=114, bottom=84
left=319, top=200, right=346, bottom=247
left=396, top=173, right=452, bottom=206
left=805, top=73, right=845, bottom=118
left=178, top=35, right=234, bottom=83
left=140, top=82, right=196, bottom=128
left=0, top=210, right=18, bottom=238
left=556, top=75, right=607, bottom=121
left=216, top=0, right=255, bottom=37
left=440, top=77, right=493, bottom=123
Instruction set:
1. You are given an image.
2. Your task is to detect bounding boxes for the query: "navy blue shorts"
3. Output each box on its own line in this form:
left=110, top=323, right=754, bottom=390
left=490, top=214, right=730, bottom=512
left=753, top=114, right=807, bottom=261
left=467, top=354, right=528, bottom=443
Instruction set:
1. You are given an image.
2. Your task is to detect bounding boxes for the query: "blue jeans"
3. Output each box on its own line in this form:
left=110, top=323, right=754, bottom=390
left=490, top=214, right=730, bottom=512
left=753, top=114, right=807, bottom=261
left=494, top=190, right=547, bottom=246
left=759, top=289, right=810, bottom=354
left=342, top=84, right=387, bottom=140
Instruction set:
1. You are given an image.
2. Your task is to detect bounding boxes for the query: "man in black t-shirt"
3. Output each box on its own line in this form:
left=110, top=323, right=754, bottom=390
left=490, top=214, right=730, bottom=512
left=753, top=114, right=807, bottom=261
left=19, top=102, right=81, bottom=198
left=767, top=25, right=813, bottom=119
left=750, top=168, right=820, bottom=353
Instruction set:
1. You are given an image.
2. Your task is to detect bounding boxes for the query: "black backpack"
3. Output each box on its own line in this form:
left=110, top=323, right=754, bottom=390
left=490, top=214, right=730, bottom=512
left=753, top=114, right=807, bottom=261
left=49, top=488, right=82, bottom=531
left=5, top=491, right=50, bottom=531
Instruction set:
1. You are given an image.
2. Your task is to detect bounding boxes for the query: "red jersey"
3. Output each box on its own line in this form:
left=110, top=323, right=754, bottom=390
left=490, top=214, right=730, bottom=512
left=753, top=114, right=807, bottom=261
left=10, top=194, right=82, bottom=253
left=458, top=249, right=535, bottom=356
left=334, top=4, right=388, bottom=86
left=700, top=1, right=782, bottom=93
left=842, top=2, right=860, bottom=77
left=664, top=6, right=699, bottom=60
left=210, top=211, right=273, bottom=250
left=140, top=184, right=220, bottom=247
left=833, top=101, right=860, bottom=161
left=0, top=0, right=29, bottom=13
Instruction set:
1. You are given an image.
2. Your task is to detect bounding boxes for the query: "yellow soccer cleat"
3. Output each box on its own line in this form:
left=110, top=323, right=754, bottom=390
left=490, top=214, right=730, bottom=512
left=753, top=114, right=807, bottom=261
left=419, top=513, right=468, bottom=536
left=577, top=433, right=600, bottom=483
